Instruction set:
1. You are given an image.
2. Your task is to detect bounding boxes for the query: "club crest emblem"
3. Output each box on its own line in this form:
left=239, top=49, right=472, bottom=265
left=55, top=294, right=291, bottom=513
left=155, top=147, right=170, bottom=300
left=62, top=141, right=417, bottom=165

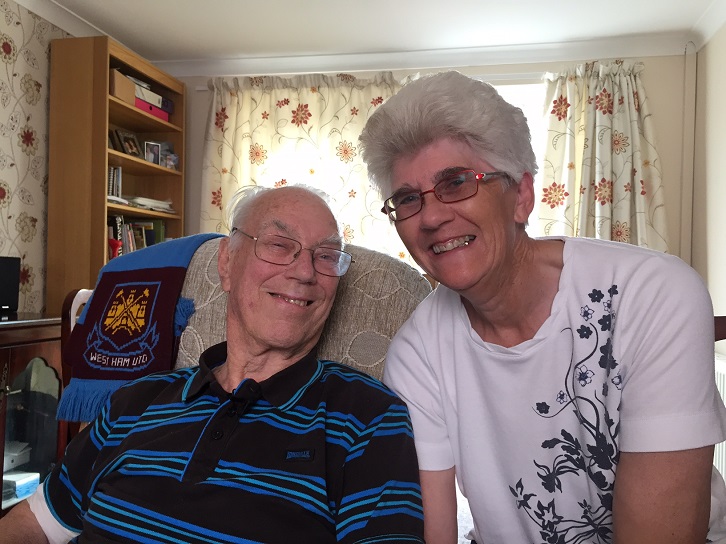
left=84, top=282, right=161, bottom=372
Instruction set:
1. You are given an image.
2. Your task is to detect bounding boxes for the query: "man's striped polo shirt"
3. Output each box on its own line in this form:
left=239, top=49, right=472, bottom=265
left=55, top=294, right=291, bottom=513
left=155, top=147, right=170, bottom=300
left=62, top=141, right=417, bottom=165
left=44, top=342, right=424, bottom=543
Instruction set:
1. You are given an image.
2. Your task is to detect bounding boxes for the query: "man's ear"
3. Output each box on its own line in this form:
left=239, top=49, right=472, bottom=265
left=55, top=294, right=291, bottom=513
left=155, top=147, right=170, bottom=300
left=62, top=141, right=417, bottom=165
left=218, top=237, right=232, bottom=293
left=513, top=172, right=535, bottom=224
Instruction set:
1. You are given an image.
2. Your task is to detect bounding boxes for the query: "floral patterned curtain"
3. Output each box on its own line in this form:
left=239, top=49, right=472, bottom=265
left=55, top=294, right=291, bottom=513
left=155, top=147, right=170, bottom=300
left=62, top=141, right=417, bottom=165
left=538, top=61, right=669, bottom=251
left=200, top=73, right=415, bottom=263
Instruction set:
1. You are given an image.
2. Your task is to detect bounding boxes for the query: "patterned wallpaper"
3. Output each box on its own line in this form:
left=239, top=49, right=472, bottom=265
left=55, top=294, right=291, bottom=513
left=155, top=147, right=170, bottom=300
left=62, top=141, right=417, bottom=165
left=0, top=1, right=69, bottom=313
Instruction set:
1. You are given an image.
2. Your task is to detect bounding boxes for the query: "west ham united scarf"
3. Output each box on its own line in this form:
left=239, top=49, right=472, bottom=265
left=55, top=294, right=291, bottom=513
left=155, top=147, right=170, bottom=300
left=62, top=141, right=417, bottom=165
left=57, top=233, right=224, bottom=422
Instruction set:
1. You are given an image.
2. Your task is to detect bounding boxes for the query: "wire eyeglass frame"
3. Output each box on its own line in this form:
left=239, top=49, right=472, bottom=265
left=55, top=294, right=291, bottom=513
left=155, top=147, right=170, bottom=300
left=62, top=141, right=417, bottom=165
left=381, top=169, right=513, bottom=222
left=230, top=228, right=353, bottom=277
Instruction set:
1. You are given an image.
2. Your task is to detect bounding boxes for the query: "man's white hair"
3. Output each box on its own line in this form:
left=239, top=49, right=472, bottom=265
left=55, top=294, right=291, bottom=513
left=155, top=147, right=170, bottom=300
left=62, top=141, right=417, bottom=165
left=225, top=184, right=336, bottom=235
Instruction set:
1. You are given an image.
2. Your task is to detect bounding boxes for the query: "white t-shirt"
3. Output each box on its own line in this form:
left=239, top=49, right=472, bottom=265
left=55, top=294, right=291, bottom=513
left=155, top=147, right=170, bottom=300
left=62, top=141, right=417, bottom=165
left=384, top=237, right=726, bottom=542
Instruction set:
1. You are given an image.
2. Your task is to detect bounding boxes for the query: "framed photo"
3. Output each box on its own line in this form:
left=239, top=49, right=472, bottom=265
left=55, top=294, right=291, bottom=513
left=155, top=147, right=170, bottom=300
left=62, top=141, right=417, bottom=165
left=115, top=129, right=142, bottom=157
left=164, top=153, right=179, bottom=170
left=144, top=141, right=161, bottom=165
left=158, top=142, right=178, bottom=170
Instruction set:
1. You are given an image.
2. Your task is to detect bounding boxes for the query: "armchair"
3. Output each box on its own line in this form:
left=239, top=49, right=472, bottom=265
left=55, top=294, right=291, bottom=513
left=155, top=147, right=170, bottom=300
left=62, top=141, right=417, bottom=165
left=61, top=236, right=432, bottom=391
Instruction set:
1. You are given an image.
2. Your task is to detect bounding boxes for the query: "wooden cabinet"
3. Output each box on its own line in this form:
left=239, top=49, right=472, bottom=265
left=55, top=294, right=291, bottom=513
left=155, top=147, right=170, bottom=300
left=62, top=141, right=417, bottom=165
left=0, top=315, right=62, bottom=512
left=46, top=36, right=185, bottom=315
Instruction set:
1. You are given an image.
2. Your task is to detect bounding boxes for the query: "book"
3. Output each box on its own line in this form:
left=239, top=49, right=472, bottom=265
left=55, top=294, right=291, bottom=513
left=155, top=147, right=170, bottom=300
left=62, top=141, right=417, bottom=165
left=106, top=166, right=123, bottom=197
left=121, top=223, right=135, bottom=254
left=126, top=196, right=175, bottom=213
left=131, top=225, right=147, bottom=249
left=108, top=216, right=125, bottom=257
left=152, top=219, right=165, bottom=243
left=107, top=167, right=114, bottom=196
left=144, top=228, right=156, bottom=247
left=116, top=166, right=122, bottom=196
left=129, top=221, right=156, bottom=247
left=107, top=195, right=129, bottom=205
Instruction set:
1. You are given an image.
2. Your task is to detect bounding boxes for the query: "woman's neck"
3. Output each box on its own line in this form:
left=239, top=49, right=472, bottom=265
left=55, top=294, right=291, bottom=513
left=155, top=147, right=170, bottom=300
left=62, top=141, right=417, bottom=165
left=462, top=237, right=565, bottom=348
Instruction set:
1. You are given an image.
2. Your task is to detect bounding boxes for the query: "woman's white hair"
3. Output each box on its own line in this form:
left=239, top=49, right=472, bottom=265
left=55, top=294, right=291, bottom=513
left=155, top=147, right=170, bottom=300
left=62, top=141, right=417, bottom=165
left=359, top=71, right=538, bottom=198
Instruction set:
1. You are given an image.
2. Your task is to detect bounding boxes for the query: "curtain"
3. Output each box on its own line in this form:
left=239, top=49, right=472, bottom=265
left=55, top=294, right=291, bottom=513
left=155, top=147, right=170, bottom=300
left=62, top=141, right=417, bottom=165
left=200, top=73, right=414, bottom=262
left=538, top=61, right=669, bottom=251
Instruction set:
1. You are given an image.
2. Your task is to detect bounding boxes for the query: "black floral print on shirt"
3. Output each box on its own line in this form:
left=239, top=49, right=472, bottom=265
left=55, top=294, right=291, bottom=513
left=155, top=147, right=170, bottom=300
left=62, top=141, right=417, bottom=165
left=508, top=284, right=622, bottom=544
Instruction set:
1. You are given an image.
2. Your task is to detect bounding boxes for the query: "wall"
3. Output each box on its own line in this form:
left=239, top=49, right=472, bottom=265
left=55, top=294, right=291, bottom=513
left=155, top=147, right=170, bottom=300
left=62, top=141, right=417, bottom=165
left=0, top=1, right=697, bottom=312
left=182, top=76, right=210, bottom=238
left=180, top=55, right=689, bottom=260
left=694, top=22, right=726, bottom=350
left=0, top=1, right=68, bottom=313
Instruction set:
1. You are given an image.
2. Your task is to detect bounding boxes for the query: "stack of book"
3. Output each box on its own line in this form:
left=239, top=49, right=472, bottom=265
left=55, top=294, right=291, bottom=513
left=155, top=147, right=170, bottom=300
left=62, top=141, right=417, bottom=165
left=106, top=166, right=128, bottom=204
left=126, top=196, right=175, bottom=214
left=108, top=216, right=166, bottom=258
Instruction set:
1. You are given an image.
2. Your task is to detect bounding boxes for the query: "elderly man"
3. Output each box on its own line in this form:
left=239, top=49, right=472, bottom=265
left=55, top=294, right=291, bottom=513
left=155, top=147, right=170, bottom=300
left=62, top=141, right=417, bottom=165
left=2, top=185, right=424, bottom=543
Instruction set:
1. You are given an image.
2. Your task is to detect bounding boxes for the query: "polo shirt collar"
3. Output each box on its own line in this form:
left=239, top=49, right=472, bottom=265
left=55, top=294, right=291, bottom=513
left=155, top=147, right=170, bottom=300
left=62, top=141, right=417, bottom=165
left=185, top=341, right=322, bottom=410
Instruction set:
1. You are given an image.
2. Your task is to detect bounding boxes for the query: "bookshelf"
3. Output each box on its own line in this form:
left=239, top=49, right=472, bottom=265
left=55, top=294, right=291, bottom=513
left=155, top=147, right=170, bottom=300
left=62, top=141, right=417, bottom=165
left=46, top=36, right=185, bottom=314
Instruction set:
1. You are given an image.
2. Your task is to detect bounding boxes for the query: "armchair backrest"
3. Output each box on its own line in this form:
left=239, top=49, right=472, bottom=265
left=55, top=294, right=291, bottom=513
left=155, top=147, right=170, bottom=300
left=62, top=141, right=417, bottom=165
left=174, top=237, right=432, bottom=380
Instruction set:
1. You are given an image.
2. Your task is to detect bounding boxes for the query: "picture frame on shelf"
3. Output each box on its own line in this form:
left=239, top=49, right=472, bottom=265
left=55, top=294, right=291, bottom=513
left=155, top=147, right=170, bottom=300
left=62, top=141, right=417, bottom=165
left=144, top=141, right=161, bottom=165
left=164, top=153, right=179, bottom=170
left=159, top=141, right=178, bottom=170
left=115, top=129, right=142, bottom=157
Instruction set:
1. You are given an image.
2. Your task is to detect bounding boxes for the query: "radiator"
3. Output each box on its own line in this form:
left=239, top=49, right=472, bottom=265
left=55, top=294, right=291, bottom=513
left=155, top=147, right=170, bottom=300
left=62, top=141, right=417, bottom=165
left=716, top=353, right=726, bottom=477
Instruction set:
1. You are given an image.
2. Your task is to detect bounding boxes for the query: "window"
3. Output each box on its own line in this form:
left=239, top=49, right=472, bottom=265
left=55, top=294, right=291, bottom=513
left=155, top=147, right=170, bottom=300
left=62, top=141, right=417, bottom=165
left=493, top=82, right=547, bottom=237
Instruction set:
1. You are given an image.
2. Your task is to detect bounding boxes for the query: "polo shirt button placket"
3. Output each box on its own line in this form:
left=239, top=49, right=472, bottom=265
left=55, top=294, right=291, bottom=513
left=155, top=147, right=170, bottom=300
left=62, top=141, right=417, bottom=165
left=211, top=429, right=224, bottom=440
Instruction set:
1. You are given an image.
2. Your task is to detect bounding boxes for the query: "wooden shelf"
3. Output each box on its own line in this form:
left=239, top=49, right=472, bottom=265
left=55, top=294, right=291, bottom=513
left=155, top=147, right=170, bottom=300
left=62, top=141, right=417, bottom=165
left=46, top=36, right=186, bottom=314
left=107, top=203, right=181, bottom=220
left=107, top=149, right=182, bottom=176
left=108, top=96, right=182, bottom=133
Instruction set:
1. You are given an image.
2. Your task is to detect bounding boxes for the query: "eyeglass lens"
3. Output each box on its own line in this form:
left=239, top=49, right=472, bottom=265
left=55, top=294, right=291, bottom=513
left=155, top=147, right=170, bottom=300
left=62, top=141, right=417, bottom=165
left=386, top=170, right=481, bottom=221
left=255, top=233, right=351, bottom=277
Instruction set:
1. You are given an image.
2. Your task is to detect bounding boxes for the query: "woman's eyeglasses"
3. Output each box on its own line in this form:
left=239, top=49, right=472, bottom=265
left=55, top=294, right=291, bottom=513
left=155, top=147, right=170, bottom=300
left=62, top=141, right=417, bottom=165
left=381, top=170, right=513, bottom=222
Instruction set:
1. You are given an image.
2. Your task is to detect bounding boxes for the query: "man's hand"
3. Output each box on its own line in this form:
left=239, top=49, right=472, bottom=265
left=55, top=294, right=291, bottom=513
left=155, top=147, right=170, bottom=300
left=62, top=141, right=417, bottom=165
left=420, top=467, right=458, bottom=544
left=613, top=446, right=713, bottom=543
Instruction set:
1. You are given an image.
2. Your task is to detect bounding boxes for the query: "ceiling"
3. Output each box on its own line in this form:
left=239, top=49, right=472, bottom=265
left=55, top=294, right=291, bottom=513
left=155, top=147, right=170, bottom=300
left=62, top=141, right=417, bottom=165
left=17, top=0, right=726, bottom=77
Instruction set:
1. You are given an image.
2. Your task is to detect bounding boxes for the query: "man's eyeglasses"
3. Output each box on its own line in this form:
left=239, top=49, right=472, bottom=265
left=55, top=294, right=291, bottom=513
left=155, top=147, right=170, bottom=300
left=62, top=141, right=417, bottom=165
left=231, top=228, right=353, bottom=277
left=381, top=170, right=514, bottom=222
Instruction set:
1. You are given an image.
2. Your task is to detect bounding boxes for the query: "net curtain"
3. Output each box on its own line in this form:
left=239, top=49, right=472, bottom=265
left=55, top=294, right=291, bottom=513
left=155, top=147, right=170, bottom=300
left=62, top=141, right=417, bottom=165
left=200, top=73, right=415, bottom=262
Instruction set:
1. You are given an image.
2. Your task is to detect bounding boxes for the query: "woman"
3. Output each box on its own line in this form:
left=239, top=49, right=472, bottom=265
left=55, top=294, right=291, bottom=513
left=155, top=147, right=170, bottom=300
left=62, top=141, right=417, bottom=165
left=359, top=71, right=726, bottom=543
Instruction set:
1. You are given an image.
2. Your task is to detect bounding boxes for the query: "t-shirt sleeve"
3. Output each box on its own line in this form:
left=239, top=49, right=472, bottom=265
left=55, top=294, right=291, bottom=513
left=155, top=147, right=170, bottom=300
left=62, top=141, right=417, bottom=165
left=43, top=403, right=113, bottom=532
left=335, top=398, right=424, bottom=543
left=618, top=254, right=726, bottom=451
left=28, top=483, right=81, bottom=543
left=383, top=312, right=456, bottom=471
